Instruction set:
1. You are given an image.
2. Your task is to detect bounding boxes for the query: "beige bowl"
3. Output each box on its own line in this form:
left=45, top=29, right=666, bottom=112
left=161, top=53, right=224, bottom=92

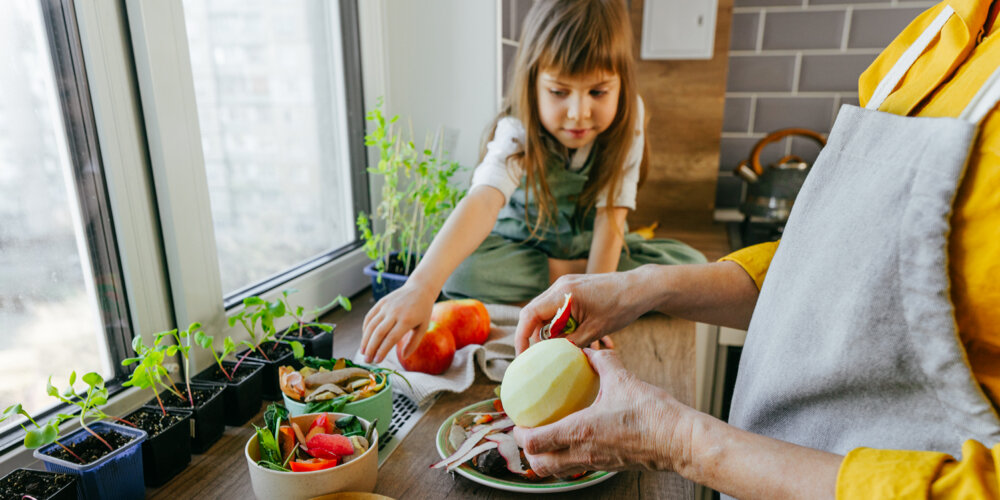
left=245, top=413, right=379, bottom=500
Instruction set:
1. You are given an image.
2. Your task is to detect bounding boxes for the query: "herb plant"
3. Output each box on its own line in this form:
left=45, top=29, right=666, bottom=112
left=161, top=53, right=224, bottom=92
left=122, top=335, right=188, bottom=412
left=1, top=404, right=84, bottom=463
left=46, top=372, right=121, bottom=452
left=154, top=322, right=201, bottom=408
left=357, top=99, right=466, bottom=280
left=229, top=295, right=284, bottom=361
left=274, top=288, right=351, bottom=344
left=194, top=331, right=237, bottom=381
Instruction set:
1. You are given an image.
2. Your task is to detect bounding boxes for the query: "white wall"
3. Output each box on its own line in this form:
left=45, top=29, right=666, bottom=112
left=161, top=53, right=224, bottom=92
left=360, top=0, right=498, bottom=186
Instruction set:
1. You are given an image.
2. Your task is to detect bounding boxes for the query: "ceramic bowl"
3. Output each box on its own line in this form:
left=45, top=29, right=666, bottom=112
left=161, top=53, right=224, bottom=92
left=245, top=413, right=378, bottom=500
left=283, top=377, right=392, bottom=440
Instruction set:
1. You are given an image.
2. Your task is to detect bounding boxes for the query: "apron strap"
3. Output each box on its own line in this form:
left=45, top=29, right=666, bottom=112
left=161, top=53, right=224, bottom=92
left=959, top=64, right=1000, bottom=123
left=866, top=5, right=956, bottom=111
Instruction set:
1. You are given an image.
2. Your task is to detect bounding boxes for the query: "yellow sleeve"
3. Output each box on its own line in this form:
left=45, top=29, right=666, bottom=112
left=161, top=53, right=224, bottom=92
left=837, top=440, right=1000, bottom=499
left=718, top=241, right=779, bottom=290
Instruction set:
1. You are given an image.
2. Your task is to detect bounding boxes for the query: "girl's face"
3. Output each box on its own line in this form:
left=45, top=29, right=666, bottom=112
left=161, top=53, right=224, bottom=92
left=536, top=69, right=621, bottom=150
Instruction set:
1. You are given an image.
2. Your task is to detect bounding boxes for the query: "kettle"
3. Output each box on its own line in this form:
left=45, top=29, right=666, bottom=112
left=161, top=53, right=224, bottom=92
left=734, top=128, right=826, bottom=224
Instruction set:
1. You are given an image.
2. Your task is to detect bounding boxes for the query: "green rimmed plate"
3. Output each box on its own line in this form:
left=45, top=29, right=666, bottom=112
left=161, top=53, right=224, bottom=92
left=435, top=399, right=616, bottom=493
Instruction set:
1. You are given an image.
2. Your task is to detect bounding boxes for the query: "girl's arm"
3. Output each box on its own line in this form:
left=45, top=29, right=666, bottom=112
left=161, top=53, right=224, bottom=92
left=587, top=206, right=629, bottom=274
left=361, top=185, right=506, bottom=363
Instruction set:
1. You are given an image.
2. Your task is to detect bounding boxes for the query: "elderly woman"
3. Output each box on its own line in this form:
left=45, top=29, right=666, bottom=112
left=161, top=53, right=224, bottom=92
left=513, top=0, right=1000, bottom=497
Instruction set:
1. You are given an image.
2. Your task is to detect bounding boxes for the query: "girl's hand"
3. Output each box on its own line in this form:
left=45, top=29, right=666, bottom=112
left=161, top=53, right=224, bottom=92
left=512, top=349, right=688, bottom=477
left=361, top=281, right=438, bottom=363
left=515, top=268, right=655, bottom=354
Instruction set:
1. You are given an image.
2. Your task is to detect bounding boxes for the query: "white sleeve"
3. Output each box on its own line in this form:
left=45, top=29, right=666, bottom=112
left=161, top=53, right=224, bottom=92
left=596, top=96, right=644, bottom=209
left=470, top=117, right=525, bottom=203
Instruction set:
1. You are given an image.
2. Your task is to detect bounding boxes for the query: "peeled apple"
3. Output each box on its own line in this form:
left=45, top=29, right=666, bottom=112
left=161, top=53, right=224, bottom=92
left=499, top=338, right=599, bottom=427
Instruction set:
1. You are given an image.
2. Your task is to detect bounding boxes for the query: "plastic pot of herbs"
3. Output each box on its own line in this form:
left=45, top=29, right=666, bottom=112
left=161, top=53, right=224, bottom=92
left=34, top=421, right=146, bottom=500
left=271, top=289, right=351, bottom=359
left=144, top=382, right=225, bottom=454
left=193, top=359, right=265, bottom=426
left=235, top=341, right=297, bottom=401
left=362, top=253, right=414, bottom=302
left=0, top=468, right=77, bottom=500
left=122, top=407, right=192, bottom=487
left=244, top=405, right=378, bottom=499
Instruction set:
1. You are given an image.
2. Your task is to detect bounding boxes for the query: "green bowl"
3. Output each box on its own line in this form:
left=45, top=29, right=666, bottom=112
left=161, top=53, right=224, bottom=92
left=283, top=377, right=392, bottom=439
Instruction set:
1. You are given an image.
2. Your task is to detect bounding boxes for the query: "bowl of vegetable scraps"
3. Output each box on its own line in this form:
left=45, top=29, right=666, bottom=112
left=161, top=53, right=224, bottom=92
left=279, top=357, right=404, bottom=440
left=245, top=404, right=379, bottom=500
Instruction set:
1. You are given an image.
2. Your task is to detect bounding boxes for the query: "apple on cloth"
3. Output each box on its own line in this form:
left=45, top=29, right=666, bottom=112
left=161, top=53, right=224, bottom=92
left=356, top=303, right=520, bottom=407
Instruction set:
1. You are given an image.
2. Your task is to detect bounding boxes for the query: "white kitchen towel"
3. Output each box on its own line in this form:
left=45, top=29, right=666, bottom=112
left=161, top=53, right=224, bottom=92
left=355, top=304, right=521, bottom=407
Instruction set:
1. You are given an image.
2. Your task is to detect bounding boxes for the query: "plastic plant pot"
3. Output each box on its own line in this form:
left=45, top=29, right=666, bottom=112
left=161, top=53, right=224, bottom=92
left=34, top=421, right=147, bottom=500
left=123, top=407, right=192, bottom=487
left=0, top=468, right=78, bottom=500
left=363, top=259, right=409, bottom=302
left=193, top=360, right=265, bottom=426
left=281, top=323, right=336, bottom=359
left=282, top=377, right=392, bottom=439
left=245, top=413, right=378, bottom=499
left=146, top=381, right=226, bottom=454
left=235, top=341, right=296, bottom=401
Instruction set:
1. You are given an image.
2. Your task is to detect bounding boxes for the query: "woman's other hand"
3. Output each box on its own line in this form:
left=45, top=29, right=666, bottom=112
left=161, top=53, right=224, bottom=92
left=512, top=349, right=688, bottom=476
left=515, top=267, right=656, bottom=354
left=361, top=281, right=438, bottom=363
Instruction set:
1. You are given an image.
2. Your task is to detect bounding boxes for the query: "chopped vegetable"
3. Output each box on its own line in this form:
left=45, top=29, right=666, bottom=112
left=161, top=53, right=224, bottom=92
left=277, top=426, right=296, bottom=461
left=335, top=415, right=365, bottom=438
left=473, top=414, right=494, bottom=425
left=308, top=413, right=333, bottom=434
left=306, top=433, right=354, bottom=458
left=290, top=457, right=340, bottom=472
left=493, top=398, right=504, bottom=413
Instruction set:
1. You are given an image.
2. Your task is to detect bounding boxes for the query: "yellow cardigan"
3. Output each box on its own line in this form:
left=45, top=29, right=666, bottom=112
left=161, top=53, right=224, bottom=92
left=723, top=0, right=1000, bottom=497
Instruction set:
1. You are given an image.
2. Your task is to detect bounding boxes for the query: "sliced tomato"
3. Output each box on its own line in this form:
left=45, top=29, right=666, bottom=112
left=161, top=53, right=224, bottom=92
left=307, top=433, right=355, bottom=457
left=290, top=457, right=339, bottom=472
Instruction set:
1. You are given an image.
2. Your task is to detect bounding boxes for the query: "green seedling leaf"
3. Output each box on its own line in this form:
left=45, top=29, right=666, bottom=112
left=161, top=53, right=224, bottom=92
left=290, top=341, right=304, bottom=359
left=244, top=296, right=265, bottom=306
left=223, top=337, right=236, bottom=354
left=194, top=331, right=213, bottom=349
left=82, top=372, right=103, bottom=387
left=24, top=424, right=58, bottom=449
left=46, top=377, right=58, bottom=397
left=166, top=345, right=179, bottom=356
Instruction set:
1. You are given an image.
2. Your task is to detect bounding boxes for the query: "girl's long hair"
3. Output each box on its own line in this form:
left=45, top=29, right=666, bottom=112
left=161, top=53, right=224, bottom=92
left=483, top=0, right=649, bottom=238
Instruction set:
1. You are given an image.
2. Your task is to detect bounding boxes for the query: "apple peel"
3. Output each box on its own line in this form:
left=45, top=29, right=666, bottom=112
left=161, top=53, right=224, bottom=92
left=484, top=433, right=527, bottom=474
left=540, top=293, right=577, bottom=340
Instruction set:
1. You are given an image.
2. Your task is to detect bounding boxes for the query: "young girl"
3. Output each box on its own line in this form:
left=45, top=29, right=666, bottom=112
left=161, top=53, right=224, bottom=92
left=361, top=0, right=705, bottom=363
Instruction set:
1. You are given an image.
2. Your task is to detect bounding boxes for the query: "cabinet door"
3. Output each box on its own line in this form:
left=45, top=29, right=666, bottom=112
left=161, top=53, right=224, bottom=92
left=641, top=0, right=718, bottom=60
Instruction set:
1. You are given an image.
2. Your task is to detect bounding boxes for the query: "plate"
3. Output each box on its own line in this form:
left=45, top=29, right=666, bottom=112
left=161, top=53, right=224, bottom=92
left=435, top=399, right=616, bottom=493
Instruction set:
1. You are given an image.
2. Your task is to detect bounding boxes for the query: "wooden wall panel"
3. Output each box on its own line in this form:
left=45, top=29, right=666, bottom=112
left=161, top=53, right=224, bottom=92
left=629, top=0, right=733, bottom=226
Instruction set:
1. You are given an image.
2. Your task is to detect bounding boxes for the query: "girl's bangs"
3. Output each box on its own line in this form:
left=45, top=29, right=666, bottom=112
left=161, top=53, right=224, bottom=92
left=537, top=22, right=626, bottom=78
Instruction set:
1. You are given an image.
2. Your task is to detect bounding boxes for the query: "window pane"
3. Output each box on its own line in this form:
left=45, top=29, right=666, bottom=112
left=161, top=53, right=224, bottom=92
left=182, top=0, right=356, bottom=295
left=0, top=0, right=114, bottom=432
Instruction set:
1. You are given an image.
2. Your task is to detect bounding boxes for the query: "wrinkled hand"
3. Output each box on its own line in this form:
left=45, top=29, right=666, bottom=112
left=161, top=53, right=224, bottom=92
left=515, top=270, right=654, bottom=354
left=360, top=282, right=438, bottom=363
left=512, top=349, right=687, bottom=477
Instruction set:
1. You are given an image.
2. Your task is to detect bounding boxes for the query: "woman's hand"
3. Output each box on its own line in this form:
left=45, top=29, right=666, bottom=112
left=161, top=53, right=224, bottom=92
left=515, top=268, right=657, bottom=354
left=512, top=349, right=688, bottom=477
left=360, top=281, right=438, bottom=363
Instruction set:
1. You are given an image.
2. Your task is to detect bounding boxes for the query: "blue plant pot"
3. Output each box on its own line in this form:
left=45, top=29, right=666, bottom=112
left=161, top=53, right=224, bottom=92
left=363, top=252, right=415, bottom=301
left=34, top=421, right=147, bottom=500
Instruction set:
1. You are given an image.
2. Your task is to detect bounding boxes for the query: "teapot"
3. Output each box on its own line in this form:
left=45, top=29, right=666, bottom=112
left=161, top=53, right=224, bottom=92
left=734, top=128, right=826, bottom=224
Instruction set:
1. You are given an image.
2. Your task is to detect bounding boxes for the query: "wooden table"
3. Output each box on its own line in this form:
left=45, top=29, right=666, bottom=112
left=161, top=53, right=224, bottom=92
left=146, top=308, right=697, bottom=499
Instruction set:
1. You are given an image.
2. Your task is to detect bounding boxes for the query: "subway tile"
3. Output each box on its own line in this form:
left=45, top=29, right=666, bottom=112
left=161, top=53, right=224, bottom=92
left=715, top=174, right=744, bottom=209
left=727, top=55, right=797, bottom=92
left=719, top=136, right=791, bottom=172
left=734, top=0, right=800, bottom=7
left=840, top=95, right=861, bottom=108
left=754, top=96, right=836, bottom=133
left=730, top=12, right=760, bottom=51
left=762, top=10, right=846, bottom=50
left=790, top=135, right=826, bottom=164
left=798, top=53, right=877, bottom=92
left=848, top=7, right=926, bottom=49
left=723, top=97, right=753, bottom=133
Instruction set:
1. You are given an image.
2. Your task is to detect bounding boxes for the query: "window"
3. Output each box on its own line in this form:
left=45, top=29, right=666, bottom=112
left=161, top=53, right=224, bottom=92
left=0, top=0, right=131, bottom=435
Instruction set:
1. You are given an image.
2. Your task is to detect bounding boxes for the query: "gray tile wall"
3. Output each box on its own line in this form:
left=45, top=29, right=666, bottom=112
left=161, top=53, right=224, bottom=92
left=715, top=0, right=935, bottom=210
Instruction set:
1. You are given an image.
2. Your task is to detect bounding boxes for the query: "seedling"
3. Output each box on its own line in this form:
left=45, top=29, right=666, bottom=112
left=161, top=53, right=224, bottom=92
left=154, top=322, right=201, bottom=407
left=273, top=288, right=352, bottom=345
left=122, top=335, right=188, bottom=413
left=46, top=372, right=119, bottom=452
left=357, top=99, right=465, bottom=280
left=2, top=404, right=84, bottom=464
left=229, top=295, right=286, bottom=361
left=194, top=331, right=237, bottom=381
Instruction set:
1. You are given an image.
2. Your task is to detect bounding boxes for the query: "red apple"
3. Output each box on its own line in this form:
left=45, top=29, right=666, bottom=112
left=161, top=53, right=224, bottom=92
left=396, top=322, right=456, bottom=374
left=431, top=299, right=491, bottom=349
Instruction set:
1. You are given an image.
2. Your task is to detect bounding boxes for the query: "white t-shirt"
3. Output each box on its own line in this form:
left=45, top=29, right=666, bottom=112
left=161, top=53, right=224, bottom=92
left=470, top=97, right=645, bottom=210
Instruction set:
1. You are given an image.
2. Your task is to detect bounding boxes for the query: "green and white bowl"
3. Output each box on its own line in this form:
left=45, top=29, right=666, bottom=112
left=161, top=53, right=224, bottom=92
left=283, top=377, right=392, bottom=439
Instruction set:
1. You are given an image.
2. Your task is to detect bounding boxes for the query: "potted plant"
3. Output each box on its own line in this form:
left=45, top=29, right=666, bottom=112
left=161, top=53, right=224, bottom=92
left=192, top=331, right=265, bottom=426
left=128, top=330, right=225, bottom=454
left=120, top=333, right=194, bottom=487
left=357, top=101, right=466, bottom=300
left=230, top=295, right=299, bottom=401
left=0, top=405, right=78, bottom=500
left=273, top=288, right=352, bottom=358
left=31, top=373, right=148, bottom=500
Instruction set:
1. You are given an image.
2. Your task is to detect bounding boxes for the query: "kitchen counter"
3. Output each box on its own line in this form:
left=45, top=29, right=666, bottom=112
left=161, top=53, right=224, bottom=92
left=147, top=216, right=728, bottom=499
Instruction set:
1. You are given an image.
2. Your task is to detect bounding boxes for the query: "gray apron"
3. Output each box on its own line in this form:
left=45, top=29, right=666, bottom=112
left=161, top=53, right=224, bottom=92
left=443, top=147, right=706, bottom=303
left=729, top=4, right=1000, bottom=460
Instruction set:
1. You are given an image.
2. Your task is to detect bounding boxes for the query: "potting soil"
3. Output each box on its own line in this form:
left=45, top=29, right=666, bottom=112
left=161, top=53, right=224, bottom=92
left=0, top=469, right=75, bottom=499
